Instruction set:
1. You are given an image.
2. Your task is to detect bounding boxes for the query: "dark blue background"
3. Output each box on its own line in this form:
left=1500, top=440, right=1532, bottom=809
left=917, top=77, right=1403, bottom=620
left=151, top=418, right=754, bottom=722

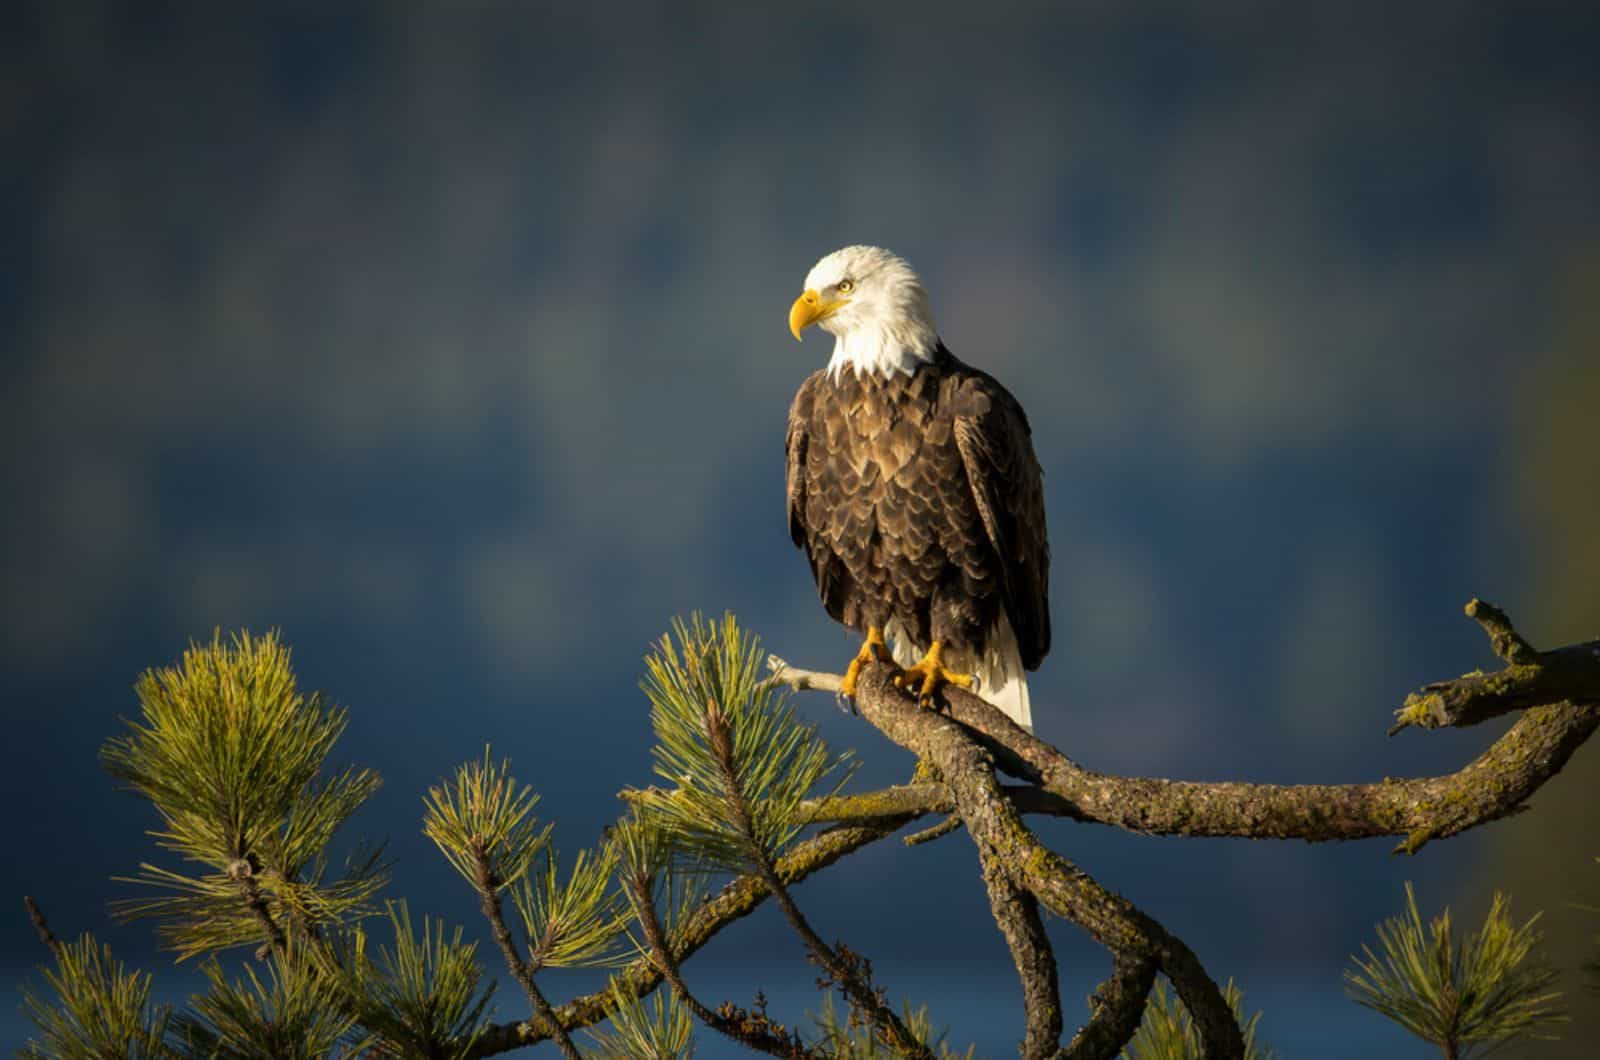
left=5, top=2, right=1599, bottom=1055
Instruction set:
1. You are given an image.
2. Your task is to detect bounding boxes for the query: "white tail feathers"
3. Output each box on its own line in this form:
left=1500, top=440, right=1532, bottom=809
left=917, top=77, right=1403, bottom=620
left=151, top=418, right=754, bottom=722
left=982, top=670, right=1033, bottom=731
left=883, top=613, right=1034, bottom=732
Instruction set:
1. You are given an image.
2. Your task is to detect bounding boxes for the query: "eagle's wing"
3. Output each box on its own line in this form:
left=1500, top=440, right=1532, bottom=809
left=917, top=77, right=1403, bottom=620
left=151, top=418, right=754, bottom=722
left=785, top=371, right=818, bottom=550
left=951, top=369, right=1051, bottom=669
left=785, top=371, right=850, bottom=621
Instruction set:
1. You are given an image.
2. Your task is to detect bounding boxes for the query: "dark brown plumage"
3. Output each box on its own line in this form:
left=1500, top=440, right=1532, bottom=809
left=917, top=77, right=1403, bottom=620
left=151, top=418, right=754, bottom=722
left=785, top=342, right=1051, bottom=709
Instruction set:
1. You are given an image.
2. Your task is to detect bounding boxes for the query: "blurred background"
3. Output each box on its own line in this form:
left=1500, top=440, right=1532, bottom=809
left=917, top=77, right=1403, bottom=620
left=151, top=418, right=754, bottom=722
left=4, top=1, right=1598, bottom=1055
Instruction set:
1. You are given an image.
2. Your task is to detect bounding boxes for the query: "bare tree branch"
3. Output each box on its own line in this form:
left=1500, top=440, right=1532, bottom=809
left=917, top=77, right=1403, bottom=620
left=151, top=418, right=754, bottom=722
left=848, top=664, right=1245, bottom=1058
left=23, top=896, right=62, bottom=959
left=1062, top=953, right=1159, bottom=1060
left=779, top=601, right=1600, bottom=855
left=978, top=859, right=1062, bottom=1059
left=1390, top=599, right=1600, bottom=732
left=1464, top=597, right=1540, bottom=665
left=903, top=814, right=963, bottom=847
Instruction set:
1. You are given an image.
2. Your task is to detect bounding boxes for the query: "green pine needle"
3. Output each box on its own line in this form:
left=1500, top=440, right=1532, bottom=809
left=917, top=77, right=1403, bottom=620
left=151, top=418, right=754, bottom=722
left=100, top=630, right=385, bottom=957
left=612, top=811, right=712, bottom=961
left=170, top=944, right=357, bottom=1059
left=810, top=991, right=974, bottom=1059
left=584, top=979, right=696, bottom=1060
left=423, top=748, right=551, bottom=891
left=314, top=900, right=497, bottom=1058
left=1344, top=882, right=1567, bottom=1056
left=20, top=933, right=174, bottom=1060
left=1121, top=978, right=1274, bottom=1060
left=628, top=613, right=853, bottom=873
left=510, top=843, right=630, bottom=969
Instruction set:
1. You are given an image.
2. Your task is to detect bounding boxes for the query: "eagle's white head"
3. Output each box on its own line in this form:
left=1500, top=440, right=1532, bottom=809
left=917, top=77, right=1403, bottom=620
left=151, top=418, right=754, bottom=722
left=789, top=245, right=939, bottom=380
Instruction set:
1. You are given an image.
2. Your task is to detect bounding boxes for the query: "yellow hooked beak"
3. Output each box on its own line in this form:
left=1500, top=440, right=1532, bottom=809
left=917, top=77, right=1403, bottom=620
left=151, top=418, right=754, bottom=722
left=788, top=288, right=849, bottom=341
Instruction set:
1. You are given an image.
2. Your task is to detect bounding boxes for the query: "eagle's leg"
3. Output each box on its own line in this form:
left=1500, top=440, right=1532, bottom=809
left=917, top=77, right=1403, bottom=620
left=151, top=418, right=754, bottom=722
left=839, top=626, right=894, bottom=698
left=893, top=640, right=974, bottom=709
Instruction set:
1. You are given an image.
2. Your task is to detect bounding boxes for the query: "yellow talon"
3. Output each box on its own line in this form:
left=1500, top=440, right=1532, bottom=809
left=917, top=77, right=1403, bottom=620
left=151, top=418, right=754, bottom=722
left=892, top=640, right=973, bottom=708
left=839, top=626, right=894, bottom=698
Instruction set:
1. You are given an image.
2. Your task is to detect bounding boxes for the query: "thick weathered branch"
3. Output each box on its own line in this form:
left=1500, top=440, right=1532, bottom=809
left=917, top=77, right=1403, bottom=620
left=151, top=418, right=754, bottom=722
left=849, top=666, right=1243, bottom=1058
left=802, top=781, right=1082, bottom=826
left=979, top=860, right=1061, bottom=1059
left=778, top=601, right=1600, bottom=854
left=466, top=819, right=910, bottom=1058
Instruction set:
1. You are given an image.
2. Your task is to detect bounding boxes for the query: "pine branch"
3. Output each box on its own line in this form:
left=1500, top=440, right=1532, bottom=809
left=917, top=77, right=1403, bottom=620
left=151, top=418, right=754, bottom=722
left=623, top=854, right=819, bottom=1057
left=227, top=858, right=288, bottom=955
left=170, top=944, right=355, bottom=1058
left=465, top=818, right=910, bottom=1057
left=101, top=630, right=384, bottom=958
left=1123, top=978, right=1276, bottom=1060
left=584, top=980, right=697, bottom=1060
left=626, top=615, right=928, bottom=1054
left=312, top=901, right=496, bottom=1059
left=20, top=930, right=173, bottom=1060
left=510, top=844, right=629, bottom=971
left=810, top=991, right=976, bottom=1059
left=470, top=842, right=582, bottom=1060
left=1344, top=883, right=1566, bottom=1057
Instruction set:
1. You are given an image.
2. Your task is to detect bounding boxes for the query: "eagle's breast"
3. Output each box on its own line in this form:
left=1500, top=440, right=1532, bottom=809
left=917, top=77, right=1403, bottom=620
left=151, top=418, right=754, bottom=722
left=802, top=358, right=996, bottom=642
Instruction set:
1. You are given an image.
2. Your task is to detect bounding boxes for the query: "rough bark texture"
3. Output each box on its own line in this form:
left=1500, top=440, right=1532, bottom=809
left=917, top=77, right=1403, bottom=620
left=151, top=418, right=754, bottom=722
left=793, top=601, right=1600, bottom=856
left=1063, top=953, right=1160, bottom=1060
left=979, top=859, right=1062, bottom=1059
left=849, top=664, right=1245, bottom=1058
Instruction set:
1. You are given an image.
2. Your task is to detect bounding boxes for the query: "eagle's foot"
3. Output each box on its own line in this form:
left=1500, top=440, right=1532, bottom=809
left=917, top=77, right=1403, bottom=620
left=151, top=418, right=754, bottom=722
left=839, top=626, right=895, bottom=699
left=892, top=640, right=973, bottom=709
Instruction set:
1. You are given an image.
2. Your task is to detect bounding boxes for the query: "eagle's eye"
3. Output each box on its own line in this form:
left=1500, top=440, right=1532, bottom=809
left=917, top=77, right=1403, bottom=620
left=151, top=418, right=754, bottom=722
left=837, top=279, right=855, bottom=294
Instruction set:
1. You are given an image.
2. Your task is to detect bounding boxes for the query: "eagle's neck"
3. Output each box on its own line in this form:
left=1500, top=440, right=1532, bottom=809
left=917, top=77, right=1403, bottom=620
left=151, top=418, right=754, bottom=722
left=825, top=320, right=939, bottom=381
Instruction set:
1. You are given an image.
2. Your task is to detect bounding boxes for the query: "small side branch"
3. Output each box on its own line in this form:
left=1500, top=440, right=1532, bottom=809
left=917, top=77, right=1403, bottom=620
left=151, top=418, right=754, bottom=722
left=628, top=873, right=819, bottom=1058
left=904, top=814, right=963, bottom=847
left=1465, top=597, right=1539, bottom=666
left=1063, top=953, right=1159, bottom=1060
left=1392, top=600, right=1600, bottom=732
left=470, top=848, right=582, bottom=1060
left=23, top=896, right=63, bottom=959
left=979, top=861, right=1061, bottom=1059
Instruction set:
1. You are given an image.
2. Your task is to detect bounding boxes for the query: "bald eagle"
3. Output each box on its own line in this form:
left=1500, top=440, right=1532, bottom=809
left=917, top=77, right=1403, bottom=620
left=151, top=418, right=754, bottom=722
left=785, top=245, right=1050, bottom=729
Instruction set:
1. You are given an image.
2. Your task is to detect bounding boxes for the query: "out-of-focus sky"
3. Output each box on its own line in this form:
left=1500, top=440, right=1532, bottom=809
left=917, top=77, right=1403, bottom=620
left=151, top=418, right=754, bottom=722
left=5, top=2, right=1598, bottom=1056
